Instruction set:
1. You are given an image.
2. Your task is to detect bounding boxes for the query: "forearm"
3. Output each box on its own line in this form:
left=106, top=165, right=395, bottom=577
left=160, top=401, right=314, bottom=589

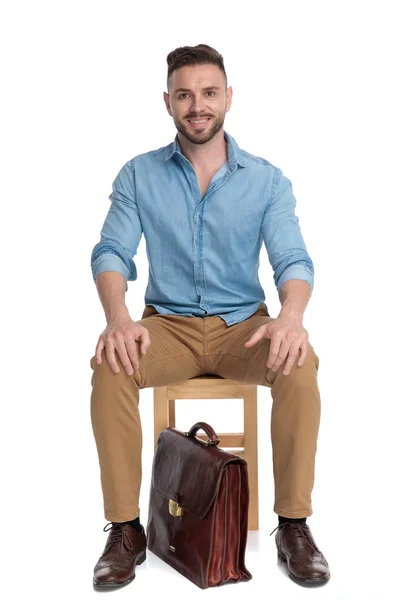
left=95, top=271, right=131, bottom=324
left=278, top=279, right=312, bottom=323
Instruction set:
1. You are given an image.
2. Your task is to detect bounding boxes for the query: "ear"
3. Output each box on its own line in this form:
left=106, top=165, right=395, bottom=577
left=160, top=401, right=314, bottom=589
left=226, top=86, right=233, bottom=113
left=164, top=91, right=172, bottom=116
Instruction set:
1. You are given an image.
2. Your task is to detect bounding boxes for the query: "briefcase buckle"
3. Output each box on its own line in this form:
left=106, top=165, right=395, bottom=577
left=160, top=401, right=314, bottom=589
left=169, top=499, right=184, bottom=517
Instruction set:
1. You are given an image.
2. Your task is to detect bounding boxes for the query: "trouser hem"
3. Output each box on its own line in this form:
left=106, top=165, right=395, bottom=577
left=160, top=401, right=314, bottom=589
left=104, top=511, right=140, bottom=523
left=274, top=506, right=312, bottom=519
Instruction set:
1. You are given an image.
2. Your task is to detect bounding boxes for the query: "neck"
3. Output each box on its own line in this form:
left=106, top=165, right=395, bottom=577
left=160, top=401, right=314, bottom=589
left=177, top=129, right=228, bottom=171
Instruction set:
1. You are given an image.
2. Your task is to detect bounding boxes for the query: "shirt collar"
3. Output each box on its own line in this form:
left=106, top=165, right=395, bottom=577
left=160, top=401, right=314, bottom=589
left=164, top=129, right=246, bottom=169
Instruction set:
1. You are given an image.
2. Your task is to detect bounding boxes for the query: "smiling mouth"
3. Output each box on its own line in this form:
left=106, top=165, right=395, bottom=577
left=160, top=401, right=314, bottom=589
left=187, top=117, right=211, bottom=128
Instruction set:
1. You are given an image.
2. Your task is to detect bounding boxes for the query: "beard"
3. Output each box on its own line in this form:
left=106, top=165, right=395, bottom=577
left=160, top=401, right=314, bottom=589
left=173, top=113, right=225, bottom=145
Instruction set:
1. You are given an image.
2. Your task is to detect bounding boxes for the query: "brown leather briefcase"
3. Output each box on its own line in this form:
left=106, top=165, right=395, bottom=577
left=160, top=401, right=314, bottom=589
left=146, top=421, right=252, bottom=589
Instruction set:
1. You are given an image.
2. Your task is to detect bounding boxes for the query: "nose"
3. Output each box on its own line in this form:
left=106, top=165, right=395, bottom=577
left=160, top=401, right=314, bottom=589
left=190, top=93, right=207, bottom=114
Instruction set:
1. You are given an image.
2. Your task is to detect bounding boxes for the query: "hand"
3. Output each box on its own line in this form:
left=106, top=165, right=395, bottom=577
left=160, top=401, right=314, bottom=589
left=95, top=316, right=151, bottom=375
left=244, top=315, right=309, bottom=375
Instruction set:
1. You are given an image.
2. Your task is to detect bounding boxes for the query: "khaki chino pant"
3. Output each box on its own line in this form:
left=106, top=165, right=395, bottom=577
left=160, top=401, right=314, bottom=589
left=90, top=302, right=321, bottom=522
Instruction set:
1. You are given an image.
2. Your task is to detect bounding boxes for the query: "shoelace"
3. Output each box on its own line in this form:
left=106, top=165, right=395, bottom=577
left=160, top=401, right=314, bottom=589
left=269, top=522, right=320, bottom=553
left=103, top=522, right=134, bottom=552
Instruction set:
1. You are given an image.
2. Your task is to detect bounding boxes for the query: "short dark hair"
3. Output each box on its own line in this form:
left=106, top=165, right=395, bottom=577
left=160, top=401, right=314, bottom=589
left=166, top=44, right=227, bottom=89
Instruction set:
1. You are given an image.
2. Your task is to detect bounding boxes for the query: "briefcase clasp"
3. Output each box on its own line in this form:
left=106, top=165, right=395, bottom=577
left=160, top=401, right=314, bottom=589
left=169, top=498, right=184, bottom=517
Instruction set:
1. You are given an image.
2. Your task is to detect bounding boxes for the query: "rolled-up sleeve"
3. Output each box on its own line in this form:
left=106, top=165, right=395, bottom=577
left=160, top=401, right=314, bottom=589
left=261, top=167, right=314, bottom=292
left=90, top=161, right=143, bottom=292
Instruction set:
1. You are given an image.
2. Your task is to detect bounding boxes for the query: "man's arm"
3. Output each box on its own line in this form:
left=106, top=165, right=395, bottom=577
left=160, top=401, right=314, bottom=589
left=261, top=166, right=314, bottom=321
left=95, top=271, right=131, bottom=324
left=91, top=161, right=143, bottom=307
left=278, top=279, right=312, bottom=323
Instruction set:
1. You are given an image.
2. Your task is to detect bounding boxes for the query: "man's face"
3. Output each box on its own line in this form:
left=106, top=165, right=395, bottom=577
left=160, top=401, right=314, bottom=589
left=164, top=64, right=232, bottom=145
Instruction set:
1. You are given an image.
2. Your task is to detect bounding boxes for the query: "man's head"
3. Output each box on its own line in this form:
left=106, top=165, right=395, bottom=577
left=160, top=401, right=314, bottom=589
left=164, top=44, right=232, bottom=145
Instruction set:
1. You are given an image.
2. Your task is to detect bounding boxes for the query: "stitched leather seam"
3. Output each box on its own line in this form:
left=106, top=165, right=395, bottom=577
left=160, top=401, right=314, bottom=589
left=205, top=482, right=218, bottom=586
left=221, top=469, right=228, bottom=582
left=236, top=464, right=241, bottom=574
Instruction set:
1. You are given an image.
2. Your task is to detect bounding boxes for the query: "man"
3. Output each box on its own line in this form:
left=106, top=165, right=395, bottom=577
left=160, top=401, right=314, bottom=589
left=89, top=43, right=330, bottom=589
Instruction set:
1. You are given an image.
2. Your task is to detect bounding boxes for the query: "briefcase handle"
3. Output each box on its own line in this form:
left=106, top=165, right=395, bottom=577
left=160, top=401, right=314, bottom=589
left=185, top=421, right=221, bottom=446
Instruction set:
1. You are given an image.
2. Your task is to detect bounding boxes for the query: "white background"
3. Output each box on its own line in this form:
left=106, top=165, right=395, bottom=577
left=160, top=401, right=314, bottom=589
left=1, top=1, right=399, bottom=598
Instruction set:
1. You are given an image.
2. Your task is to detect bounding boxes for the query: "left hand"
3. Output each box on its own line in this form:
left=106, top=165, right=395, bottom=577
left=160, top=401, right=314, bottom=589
left=244, top=315, right=309, bottom=375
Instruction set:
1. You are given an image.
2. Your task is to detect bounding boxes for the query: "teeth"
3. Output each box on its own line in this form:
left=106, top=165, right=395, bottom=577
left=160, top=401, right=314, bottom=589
left=190, top=119, right=209, bottom=123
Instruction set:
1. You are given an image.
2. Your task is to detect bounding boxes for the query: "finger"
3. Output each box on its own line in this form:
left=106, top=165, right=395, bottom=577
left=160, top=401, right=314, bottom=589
left=140, top=341, right=149, bottom=355
left=114, top=338, right=136, bottom=375
left=283, top=345, right=301, bottom=375
left=297, top=342, right=308, bottom=367
left=95, top=339, right=104, bottom=364
left=125, top=340, right=140, bottom=373
left=266, top=337, right=282, bottom=369
left=105, top=343, right=120, bottom=374
left=137, top=330, right=151, bottom=355
left=244, top=326, right=265, bottom=347
left=271, top=339, right=291, bottom=371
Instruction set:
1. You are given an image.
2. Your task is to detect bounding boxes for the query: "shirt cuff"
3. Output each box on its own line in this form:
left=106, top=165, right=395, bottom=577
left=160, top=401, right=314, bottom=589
left=276, top=265, right=314, bottom=292
left=91, top=254, right=130, bottom=291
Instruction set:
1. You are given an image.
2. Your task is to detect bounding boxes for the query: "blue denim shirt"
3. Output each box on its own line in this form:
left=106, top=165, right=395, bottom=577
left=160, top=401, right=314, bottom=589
left=90, top=130, right=314, bottom=326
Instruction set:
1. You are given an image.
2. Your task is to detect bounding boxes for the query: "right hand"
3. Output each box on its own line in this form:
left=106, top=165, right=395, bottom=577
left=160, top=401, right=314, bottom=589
left=95, top=316, right=151, bottom=375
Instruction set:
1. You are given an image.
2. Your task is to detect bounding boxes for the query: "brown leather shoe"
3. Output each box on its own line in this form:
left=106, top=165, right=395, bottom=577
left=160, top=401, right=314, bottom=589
left=93, top=522, right=147, bottom=589
left=271, top=522, right=330, bottom=585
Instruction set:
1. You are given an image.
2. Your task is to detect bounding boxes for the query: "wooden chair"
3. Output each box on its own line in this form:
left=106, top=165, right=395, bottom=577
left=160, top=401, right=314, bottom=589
left=153, top=374, right=259, bottom=530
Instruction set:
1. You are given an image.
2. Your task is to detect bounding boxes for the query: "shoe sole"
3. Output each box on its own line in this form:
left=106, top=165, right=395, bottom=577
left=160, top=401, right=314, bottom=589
left=93, top=550, right=146, bottom=590
left=277, top=550, right=330, bottom=585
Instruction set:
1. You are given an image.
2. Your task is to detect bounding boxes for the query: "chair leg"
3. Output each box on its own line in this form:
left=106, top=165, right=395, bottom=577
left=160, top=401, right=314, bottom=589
left=168, top=398, right=176, bottom=428
left=243, top=386, right=259, bottom=530
left=154, top=386, right=169, bottom=449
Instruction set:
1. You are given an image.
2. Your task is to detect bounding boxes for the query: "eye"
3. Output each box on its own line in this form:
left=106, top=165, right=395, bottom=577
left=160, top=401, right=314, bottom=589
left=206, top=91, right=216, bottom=97
left=179, top=93, right=190, bottom=99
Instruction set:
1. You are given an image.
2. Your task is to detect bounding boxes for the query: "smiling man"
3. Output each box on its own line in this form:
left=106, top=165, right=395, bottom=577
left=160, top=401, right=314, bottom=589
left=90, top=44, right=330, bottom=589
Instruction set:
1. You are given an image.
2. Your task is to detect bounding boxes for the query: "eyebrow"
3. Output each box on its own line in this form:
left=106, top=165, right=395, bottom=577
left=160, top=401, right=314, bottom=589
left=174, top=86, right=221, bottom=93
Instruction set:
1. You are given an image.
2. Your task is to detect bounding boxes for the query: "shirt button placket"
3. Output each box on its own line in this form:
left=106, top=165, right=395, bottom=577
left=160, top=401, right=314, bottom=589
left=193, top=197, right=208, bottom=315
